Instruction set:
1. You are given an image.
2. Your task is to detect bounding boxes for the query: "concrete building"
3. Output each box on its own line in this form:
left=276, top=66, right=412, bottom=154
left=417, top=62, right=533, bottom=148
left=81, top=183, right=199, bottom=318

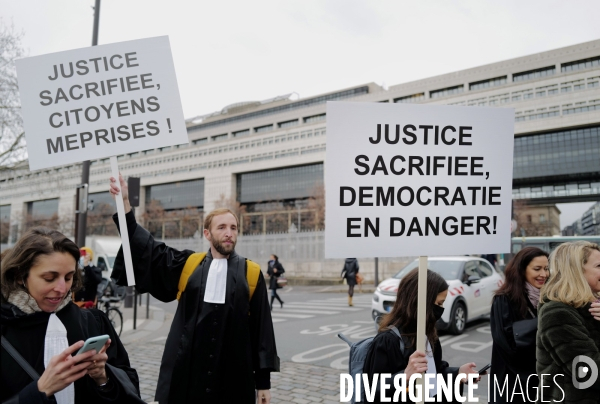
left=2, top=39, right=600, bottom=279
left=564, top=201, right=600, bottom=235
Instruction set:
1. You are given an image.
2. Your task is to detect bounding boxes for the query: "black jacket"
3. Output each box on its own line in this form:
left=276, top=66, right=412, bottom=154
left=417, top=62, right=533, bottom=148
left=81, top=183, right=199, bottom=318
left=267, top=260, right=285, bottom=290
left=489, top=294, right=538, bottom=404
left=536, top=300, right=600, bottom=404
left=1, top=301, right=142, bottom=404
left=363, top=329, right=460, bottom=403
left=75, top=265, right=103, bottom=302
left=341, top=258, right=359, bottom=286
left=111, top=211, right=279, bottom=404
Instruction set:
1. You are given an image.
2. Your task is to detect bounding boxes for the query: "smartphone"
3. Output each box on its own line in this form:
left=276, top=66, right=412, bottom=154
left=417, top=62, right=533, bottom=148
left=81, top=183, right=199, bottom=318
left=76, top=335, right=109, bottom=355
left=478, top=363, right=491, bottom=375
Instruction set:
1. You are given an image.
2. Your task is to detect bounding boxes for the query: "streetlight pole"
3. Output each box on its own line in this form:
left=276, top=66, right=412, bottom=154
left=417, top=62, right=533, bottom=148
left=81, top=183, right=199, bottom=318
left=75, top=0, right=100, bottom=247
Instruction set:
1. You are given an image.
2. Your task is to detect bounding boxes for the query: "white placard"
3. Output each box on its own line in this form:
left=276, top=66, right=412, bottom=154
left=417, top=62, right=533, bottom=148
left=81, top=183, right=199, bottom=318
left=16, top=36, right=188, bottom=171
left=325, top=101, right=515, bottom=258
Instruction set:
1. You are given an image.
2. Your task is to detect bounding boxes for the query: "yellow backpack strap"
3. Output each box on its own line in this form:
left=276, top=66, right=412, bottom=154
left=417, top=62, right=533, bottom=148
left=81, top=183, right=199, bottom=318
left=246, top=259, right=261, bottom=301
left=177, top=252, right=207, bottom=300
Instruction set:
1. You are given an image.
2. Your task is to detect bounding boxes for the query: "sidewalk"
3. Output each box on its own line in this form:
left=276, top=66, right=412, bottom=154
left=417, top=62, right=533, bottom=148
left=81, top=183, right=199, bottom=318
left=120, top=302, right=487, bottom=404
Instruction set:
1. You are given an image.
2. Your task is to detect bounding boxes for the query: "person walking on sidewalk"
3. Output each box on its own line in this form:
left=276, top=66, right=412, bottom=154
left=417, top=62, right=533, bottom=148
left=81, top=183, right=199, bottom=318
left=267, top=254, right=285, bottom=310
left=109, top=174, right=279, bottom=404
left=341, top=258, right=359, bottom=306
left=74, top=246, right=102, bottom=309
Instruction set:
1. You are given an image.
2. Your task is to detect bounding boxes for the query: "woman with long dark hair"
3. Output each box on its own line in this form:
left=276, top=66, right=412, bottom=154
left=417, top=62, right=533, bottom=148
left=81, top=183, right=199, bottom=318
left=363, top=268, right=480, bottom=403
left=489, top=247, right=549, bottom=404
left=1, top=227, right=143, bottom=404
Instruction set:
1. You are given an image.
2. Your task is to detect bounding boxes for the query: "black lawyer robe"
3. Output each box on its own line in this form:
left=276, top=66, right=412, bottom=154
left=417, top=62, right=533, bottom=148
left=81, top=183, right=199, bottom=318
left=111, top=211, right=279, bottom=404
left=489, top=294, right=538, bottom=404
left=1, top=301, right=142, bottom=404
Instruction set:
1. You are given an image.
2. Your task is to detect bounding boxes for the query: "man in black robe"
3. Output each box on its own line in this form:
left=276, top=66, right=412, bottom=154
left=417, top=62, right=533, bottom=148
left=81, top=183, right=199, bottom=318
left=109, top=174, right=279, bottom=404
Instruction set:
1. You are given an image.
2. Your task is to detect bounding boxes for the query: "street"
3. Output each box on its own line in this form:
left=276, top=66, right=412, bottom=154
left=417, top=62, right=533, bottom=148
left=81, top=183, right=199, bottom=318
left=120, top=286, right=494, bottom=403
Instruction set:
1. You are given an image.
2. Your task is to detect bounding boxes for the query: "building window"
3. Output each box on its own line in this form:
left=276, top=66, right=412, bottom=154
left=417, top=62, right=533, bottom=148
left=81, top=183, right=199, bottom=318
left=527, top=215, right=532, bottom=223
left=232, top=129, right=250, bottom=138
left=513, top=126, right=600, bottom=181
left=0, top=205, right=10, bottom=244
left=394, top=93, right=425, bottom=103
left=192, top=138, right=208, bottom=145
left=212, top=133, right=228, bottom=142
left=25, top=199, right=59, bottom=230
left=237, top=163, right=323, bottom=204
left=303, top=114, right=326, bottom=124
left=561, top=56, right=600, bottom=72
left=146, top=179, right=204, bottom=211
left=430, top=85, right=464, bottom=99
left=540, top=214, right=546, bottom=223
left=254, top=124, right=274, bottom=134
left=278, top=119, right=299, bottom=129
left=513, top=66, right=555, bottom=82
left=469, top=76, right=507, bottom=91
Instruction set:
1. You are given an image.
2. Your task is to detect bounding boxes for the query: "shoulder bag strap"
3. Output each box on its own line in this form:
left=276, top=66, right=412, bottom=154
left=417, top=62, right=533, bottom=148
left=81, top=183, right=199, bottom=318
left=389, top=326, right=405, bottom=356
left=177, top=252, right=207, bottom=300
left=1, top=336, right=40, bottom=380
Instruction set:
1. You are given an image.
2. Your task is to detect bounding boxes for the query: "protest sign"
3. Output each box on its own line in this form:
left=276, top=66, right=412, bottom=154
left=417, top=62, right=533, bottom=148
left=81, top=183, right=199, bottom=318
left=15, top=36, right=188, bottom=286
left=15, top=36, right=187, bottom=171
left=325, top=101, right=514, bottom=258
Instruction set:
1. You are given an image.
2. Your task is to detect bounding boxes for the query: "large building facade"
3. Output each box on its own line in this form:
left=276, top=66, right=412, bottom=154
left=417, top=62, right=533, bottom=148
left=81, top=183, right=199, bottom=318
left=2, top=40, right=599, bottom=275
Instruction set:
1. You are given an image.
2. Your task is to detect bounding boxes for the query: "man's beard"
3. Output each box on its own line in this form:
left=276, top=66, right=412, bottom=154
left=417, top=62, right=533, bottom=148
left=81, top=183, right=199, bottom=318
left=211, top=234, right=236, bottom=256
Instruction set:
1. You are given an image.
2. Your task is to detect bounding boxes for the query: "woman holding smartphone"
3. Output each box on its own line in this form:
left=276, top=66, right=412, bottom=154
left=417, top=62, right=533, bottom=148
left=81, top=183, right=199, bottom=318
left=363, top=268, right=481, bottom=403
left=489, top=247, right=549, bottom=404
left=1, top=227, right=143, bottom=404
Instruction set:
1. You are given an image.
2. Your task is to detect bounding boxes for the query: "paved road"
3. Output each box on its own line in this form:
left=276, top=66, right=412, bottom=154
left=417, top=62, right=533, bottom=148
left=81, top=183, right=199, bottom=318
left=120, top=286, right=493, bottom=403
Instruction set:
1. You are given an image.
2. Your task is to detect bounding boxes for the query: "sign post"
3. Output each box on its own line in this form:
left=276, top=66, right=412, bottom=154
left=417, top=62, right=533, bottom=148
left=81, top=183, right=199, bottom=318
left=325, top=101, right=514, bottom=403
left=16, top=36, right=188, bottom=285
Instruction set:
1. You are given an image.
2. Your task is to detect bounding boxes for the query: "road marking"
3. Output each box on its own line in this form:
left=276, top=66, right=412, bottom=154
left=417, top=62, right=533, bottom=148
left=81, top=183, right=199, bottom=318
left=270, top=312, right=314, bottom=319
left=291, top=343, right=349, bottom=363
left=440, top=334, right=470, bottom=346
left=450, top=339, right=493, bottom=353
left=272, top=318, right=287, bottom=323
left=274, top=308, right=339, bottom=315
left=151, top=336, right=167, bottom=342
left=284, top=304, right=362, bottom=312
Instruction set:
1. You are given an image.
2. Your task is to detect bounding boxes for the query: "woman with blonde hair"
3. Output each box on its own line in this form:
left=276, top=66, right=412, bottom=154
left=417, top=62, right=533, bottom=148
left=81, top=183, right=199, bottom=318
left=536, top=241, right=600, bottom=404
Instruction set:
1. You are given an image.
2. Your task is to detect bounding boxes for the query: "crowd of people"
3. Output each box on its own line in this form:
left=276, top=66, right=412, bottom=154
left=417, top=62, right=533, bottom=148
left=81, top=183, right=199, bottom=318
left=1, top=173, right=598, bottom=403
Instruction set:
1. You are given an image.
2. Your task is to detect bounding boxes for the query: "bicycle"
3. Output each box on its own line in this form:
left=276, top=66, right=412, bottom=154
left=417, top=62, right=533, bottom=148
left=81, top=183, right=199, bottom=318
left=96, top=278, right=125, bottom=336
left=98, top=295, right=124, bottom=337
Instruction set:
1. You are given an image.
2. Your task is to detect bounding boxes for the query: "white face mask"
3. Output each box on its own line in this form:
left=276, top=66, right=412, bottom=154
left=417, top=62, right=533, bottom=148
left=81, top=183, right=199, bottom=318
left=79, top=257, right=85, bottom=267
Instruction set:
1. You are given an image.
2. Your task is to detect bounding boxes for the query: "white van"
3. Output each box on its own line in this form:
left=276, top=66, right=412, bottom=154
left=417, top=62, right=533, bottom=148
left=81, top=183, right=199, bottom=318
left=84, top=236, right=121, bottom=280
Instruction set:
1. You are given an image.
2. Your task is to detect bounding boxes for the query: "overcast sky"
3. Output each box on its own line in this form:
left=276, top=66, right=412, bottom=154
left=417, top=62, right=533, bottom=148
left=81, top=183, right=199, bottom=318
left=2, top=0, right=599, bottom=227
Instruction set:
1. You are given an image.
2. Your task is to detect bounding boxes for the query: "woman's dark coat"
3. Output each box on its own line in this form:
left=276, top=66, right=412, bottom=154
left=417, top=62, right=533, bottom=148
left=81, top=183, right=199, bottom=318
left=75, top=264, right=103, bottom=302
left=536, top=299, right=600, bottom=404
left=489, top=294, right=538, bottom=403
left=267, top=260, right=285, bottom=290
left=363, top=329, right=460, bottom=403
left=341, top=258, right=359, bottom=286
left=1, top=301, right=142, bottom=404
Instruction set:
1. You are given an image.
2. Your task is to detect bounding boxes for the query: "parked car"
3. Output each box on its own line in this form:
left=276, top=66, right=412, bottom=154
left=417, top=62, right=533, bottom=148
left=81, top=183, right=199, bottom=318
left=371, top=256, right=504, bottom=335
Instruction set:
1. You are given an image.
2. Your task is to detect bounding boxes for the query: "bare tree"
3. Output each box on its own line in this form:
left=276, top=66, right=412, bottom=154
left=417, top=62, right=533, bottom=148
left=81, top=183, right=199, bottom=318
left=0, top=20, right=26, bottom=169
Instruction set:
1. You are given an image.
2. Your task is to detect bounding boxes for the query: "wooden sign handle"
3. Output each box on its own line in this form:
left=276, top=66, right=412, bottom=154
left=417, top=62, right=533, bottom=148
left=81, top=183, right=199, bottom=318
left=110, top=156, right=136, bottom=286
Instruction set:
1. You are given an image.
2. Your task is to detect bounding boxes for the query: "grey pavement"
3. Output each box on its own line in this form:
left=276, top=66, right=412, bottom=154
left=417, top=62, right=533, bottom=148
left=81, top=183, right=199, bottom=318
left=119, top=297, right=488, bottom=404
left=121, top=303, right=345, bottom=403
